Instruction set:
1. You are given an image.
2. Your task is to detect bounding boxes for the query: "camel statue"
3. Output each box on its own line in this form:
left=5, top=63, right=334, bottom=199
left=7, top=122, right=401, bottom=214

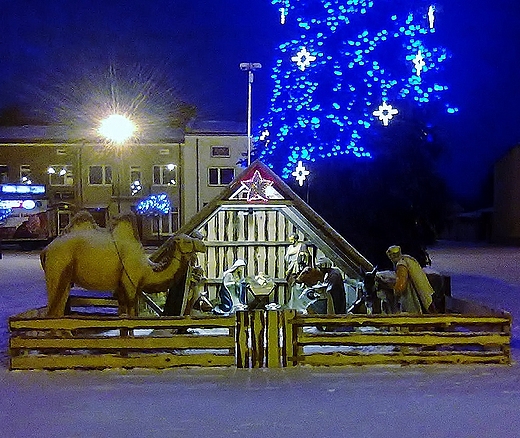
left=40, top=211, right=206, bottom=317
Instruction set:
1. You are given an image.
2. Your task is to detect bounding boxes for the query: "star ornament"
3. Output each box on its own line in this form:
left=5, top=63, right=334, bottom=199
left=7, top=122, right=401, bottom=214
left=291, top=47, right=317, bottom=71
left=428, top=5, right=435, bottom=29
left=413, top=50, right=426, bottom=76
left=373, top=101, right=399, bottom=126
left=292, top=161, right=310, bottom=186
left=241, top=170, right=274, bottom=202
left=260, top=128, right=271, bottom=145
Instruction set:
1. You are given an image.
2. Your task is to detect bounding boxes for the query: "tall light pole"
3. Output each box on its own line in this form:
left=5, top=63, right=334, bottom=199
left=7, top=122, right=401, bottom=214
left=98, top=114, right=136, bottom=213
left=239, top=62, right=262, bottom=166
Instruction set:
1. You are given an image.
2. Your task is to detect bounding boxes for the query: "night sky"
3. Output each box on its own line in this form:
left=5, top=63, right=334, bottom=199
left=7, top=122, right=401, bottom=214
left=2, top=0, right=520, bottom=206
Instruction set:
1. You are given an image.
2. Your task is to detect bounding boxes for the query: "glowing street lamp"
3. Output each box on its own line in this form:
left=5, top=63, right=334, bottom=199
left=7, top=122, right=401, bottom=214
left=98, top=114, right=136, bottom=144
left=98, top=114, right=136, bottom=213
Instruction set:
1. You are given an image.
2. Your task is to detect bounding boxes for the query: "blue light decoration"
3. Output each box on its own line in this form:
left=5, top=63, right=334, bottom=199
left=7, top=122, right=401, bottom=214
left=0, top=206, right=12, bottom=222
left=135, top=193, right=171, bottom=216
left=1, top=184, right=46, bottom=195
left=259, top=0, right=458, bottom=178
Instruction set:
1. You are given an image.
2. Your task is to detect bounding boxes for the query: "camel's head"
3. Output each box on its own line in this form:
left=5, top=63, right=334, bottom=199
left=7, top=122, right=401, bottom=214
left=150, top=234, right=205, bottom=273
left=175, top=234, right=206, bottom=255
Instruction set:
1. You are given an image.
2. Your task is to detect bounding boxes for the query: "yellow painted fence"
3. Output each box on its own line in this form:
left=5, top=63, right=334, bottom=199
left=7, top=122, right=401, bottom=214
left=9, top=296, right=511, bottom=370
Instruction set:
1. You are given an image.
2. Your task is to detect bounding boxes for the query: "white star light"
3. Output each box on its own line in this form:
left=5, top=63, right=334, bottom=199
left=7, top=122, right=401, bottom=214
left=260, top=128, right=270, bottom=143
left=373, top=102, right=399, bottom=126
left=241, top=170, right=274, bottom=202
left=291, top=47, right=316, bottom=71
left=428, top=5, right=435, bottom=29
left=413, top=50, right=426, bottom=76
left=292, top=161, right=310, bottom=186
left=280, top=7, right=286, bottom=24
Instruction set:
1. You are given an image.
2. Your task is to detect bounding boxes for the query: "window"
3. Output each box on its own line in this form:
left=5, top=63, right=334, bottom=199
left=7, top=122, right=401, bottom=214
left=20, top=165, right=31, bottom=184
left=208, top=167, right=235, bottom=186
left=0, top=165, right=8, bottom=183
left=211, top=146, right=230, bottom=157
left=130, top=166, right=142, bottom=196
left=151, top=212, right=179, bottom=236
left=88, top=165, right=112, bottom=185
left=57, top=211, right=72, bottom=233
left=153, top=164, right=177, bottom=185
left=48, top=165, right=74, bottom=186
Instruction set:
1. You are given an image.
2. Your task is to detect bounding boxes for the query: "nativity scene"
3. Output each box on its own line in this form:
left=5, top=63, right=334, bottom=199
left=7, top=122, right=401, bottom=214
left=8, top=161, right=511, bottom=370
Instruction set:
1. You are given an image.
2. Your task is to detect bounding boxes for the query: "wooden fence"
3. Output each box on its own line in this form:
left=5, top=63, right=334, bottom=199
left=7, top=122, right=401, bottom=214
left=9, top=308, right=238, bottom=371
left=281, top=298, right=512, bottom=366
left=9, top=296, right=512, bottom=370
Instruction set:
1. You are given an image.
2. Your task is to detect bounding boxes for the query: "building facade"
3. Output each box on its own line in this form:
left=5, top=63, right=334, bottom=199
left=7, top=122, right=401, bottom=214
left=0, top=123, right=247, bottom=244
left=493, top=144, right=520, bottom=244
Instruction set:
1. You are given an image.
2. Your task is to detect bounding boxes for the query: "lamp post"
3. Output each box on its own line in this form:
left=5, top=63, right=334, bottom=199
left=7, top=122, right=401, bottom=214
left=239, top=62, right=262, bottom=166
left=98, top=114, right=136, bottom=213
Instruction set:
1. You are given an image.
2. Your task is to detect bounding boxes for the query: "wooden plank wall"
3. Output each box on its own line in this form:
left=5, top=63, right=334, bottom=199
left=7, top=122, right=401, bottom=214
left=197, top=208, right=295, bottom=303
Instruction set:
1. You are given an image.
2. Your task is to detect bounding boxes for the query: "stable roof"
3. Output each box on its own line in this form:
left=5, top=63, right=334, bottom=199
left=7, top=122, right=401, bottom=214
left=178, top=160, right=373, bottom=279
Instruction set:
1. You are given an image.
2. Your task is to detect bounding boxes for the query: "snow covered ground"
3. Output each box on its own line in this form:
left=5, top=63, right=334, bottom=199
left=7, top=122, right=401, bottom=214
left=1, top=242, right=520, bottom=437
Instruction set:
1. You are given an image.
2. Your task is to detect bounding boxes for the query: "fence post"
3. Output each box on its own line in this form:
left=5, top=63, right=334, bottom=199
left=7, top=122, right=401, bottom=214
left=282, top=309, right=297, bottom=367
left=266, top=310, right=281, bottom=368
left=236, top=311, right=250, bottom=368
left=251, top=310, right=266, bottom=367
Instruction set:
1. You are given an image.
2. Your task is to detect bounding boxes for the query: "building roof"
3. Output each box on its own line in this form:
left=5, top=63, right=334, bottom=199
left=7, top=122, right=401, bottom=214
left=0, top=122, right=244, bottom=143
left=0, top=126, right=71, bottom=142
left=177, top=160, right=373, bottom=279
left=186, top=120, right=246, bottom=135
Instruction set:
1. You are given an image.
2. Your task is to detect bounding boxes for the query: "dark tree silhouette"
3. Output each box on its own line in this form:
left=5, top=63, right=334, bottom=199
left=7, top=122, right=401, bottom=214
left=291, top=113, right=450, bottom=268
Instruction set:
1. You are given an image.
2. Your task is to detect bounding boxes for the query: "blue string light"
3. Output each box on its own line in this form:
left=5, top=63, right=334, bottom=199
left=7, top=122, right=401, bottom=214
left=0, top=207, right=12, bottom=222
left=135, top=193, right=171, bottom=216
left=262, top=0, right=458, bottom=178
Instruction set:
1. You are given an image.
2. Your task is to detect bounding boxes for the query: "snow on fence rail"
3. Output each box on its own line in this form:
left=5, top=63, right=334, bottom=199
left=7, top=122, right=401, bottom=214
left=9, top=308, right=238, bottom=370
left=282, top=301, right=512, bottom=366
left=8, top=296, right=512, bottom=370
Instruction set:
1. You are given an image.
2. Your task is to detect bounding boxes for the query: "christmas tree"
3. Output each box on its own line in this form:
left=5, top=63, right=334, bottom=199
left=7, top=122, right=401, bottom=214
left=257, top=0, right=457, bottom=178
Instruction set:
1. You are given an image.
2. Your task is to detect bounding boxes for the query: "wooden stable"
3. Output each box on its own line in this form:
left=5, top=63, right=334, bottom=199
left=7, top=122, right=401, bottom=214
left=9, top=291, right=511, bottom=370
left=8, top=161, right=513, bottom=370
left=174, top=160, right=373, bottom=307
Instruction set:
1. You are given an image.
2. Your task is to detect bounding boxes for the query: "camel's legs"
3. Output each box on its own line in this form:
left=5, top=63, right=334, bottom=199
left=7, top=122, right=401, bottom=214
left=45, top=263, right=73, bottom=317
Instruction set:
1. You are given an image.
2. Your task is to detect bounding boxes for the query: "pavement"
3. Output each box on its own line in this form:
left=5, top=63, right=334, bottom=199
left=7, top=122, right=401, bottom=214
left=0, top=243, right=520, bottom=437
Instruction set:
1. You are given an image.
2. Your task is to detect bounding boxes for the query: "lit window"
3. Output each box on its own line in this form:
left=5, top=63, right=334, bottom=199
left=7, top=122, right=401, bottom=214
left=88, top=165, right=112, bottom=185
left=20, top=165, right=31, bottom=184
left=208, top=167, right=235, bottom=186
left=130, top=166, right=142, bottom=196
left=153, top=164, right=177, bottom=185
left=48, top=165, right=74, bottom=186
left=0, top=165, right=8, bottom=183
